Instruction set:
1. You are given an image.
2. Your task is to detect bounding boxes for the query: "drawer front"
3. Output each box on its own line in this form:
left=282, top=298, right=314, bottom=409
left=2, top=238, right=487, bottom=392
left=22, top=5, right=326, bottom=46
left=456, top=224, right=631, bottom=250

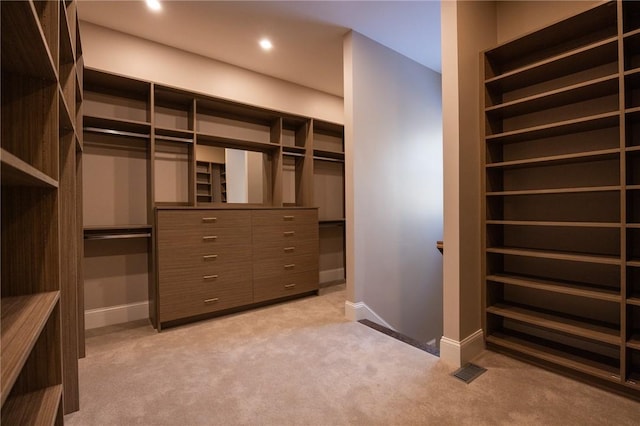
left=253, top=239, right=318, bottom=262
left=252, top=224, right=318, bottom=244
left=158, top=243, right=252, bottom=273
left=159, top=276, right=253, bottom=322
left=252, top=209, right=317, bottom=227
left=158, top=209, right=251, bottom=231
left=253, top=253, right=318, bottom=279
left=159, top=259, right=252, bottom=292
left=158, top=225, right=252, bottom=249
left=253, top=270, right=318, bottom=302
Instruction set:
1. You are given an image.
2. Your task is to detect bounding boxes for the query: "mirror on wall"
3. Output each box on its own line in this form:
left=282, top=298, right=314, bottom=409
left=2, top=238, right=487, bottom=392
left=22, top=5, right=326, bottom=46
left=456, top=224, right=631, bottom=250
left=195, top=144, right=271, bottom=204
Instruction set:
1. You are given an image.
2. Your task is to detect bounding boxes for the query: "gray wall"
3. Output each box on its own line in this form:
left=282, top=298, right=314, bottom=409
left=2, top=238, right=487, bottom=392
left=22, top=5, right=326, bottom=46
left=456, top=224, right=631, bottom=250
left=344, top=31, right=443, bottom=343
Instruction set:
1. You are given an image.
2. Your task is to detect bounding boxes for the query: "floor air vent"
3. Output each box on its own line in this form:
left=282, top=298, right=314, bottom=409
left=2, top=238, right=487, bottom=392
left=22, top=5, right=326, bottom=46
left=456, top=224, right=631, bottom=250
left=452, top=363, right=487, bottom=384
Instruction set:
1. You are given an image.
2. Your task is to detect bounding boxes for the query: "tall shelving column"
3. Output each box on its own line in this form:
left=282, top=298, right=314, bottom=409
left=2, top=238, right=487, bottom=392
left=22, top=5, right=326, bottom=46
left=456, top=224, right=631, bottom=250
left=622, top=0, right=640, bottom=388
left=1, top=0, right=82, bottom=422
left=481, top=0, right=640, bottom=397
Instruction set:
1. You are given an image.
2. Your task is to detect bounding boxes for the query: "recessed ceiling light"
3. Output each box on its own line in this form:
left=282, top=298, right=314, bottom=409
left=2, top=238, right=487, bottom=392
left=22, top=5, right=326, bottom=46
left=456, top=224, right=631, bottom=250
left=146, top=0, right=162, bottom=12
left=259, top=38, right=273, bottom=51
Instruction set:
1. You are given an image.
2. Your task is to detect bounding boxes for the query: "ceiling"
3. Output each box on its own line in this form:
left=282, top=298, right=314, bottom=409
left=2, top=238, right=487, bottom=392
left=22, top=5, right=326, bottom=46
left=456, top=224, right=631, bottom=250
left=77, top=1, right=441, bottom=97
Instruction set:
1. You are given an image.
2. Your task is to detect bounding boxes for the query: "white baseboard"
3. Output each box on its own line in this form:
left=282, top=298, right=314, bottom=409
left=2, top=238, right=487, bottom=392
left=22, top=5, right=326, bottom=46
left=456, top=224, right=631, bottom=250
left=319, top=268, right=345, bottom=284
left=439, top=329, right=484, bottom=367
left=85, top=301, right=149, bottom=330
left=344, top=300, right=395, bottom=331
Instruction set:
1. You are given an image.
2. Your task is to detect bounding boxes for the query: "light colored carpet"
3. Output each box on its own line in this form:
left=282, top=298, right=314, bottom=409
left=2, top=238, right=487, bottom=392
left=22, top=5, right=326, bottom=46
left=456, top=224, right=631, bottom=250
left=65, top=285, right=639, bottom=425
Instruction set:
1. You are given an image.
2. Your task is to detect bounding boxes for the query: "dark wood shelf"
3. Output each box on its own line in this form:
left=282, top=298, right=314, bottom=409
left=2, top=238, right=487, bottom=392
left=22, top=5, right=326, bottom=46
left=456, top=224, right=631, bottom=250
left=485, top=148, right=620, bottom=169
left=155, top=127, right=194, bottom=143
left=486, top=220, right=619, bottom=228
left=0, top=1, right=57, bottom=81
left=486, top=246, right=621, bottom=265
left=58, top=88, right=75, bottom=133
left=313, top=149, right=345, bottom=161
left=83, top=225, right=152, bottom=240
left=283, top=145, right=306, bottom=154
left=0, top=149, right=58, bottom=188
left=0, top=292, right=60, bottom=406
left=486, top=111, right=619, bottom=144
left=486, top=74, right=618, bottom=119
left=627, top=146, right=640, bottom=153
left=486, top=185, right=620, bottom=197
left=1, top=385, right=62, bottom=426
left=628, top=335, right=640, bottom=350
left=486, top=37, right=618, bottom=93
left=628, top=260, right=640, bottom=268
left=487, top=273, right=620, bottom=302
left=486, top=302, right=620, bottom=344
left=628, top=298, right=640, bottom=307
left=84, top=114, right=151, bottom=138
left=486, top=331, right=620, bottom=381
left=197, top=132, right=278, bottom=152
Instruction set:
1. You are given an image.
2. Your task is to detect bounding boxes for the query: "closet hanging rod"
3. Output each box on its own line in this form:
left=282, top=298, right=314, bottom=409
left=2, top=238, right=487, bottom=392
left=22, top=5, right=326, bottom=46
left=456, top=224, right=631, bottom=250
left=84, top=127, right=150, bottom=139
left=313, top=155, right=344, bottom=163
left=156, top=134, right=193, bottom=143
left=84, top=233, right=152, bottom=240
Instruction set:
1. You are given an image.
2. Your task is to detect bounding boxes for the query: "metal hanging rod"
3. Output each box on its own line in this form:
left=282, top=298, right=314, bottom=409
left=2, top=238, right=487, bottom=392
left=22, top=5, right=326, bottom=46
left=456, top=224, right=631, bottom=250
left=84, top=127, right=150, bottom=139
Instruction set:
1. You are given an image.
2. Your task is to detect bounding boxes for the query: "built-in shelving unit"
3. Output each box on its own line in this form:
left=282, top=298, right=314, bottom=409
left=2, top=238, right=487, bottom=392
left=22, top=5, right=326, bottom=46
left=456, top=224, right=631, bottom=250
left=1, top=0, right=82, bottom=420
left=482, top=0, right=639, bottom=398
left=82, top=69, right=346, bottom=333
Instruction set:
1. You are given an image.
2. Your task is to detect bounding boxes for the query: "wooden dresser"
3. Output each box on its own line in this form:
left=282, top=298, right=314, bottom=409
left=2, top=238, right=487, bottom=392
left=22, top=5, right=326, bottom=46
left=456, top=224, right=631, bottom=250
left=154, top=207, right=318, bottom=329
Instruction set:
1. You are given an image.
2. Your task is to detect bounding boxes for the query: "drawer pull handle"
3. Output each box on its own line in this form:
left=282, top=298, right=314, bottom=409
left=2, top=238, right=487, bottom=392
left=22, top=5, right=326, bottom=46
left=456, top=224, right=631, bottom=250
left=283, top=215, right=295, bottom=221
left=284, top=231, right=295, bottom=236
left=203, top=236, right=218, bottom=241
left=202, top=217, right=217, bottom=223
left=203, top=254, right=218, bottom=260
left=204, top=298, right=219, bottom=304
left=203, top=274, right=219, bottom=280
left=284, top=283, right=296, bottom=289
left=284, top=264, right=296, bottom=270
left=284, top=247, right=295, bottom=253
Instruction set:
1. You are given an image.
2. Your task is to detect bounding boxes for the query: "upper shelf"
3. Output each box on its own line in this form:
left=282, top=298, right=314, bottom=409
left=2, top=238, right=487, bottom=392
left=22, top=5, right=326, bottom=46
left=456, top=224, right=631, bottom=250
left=0, top=1, right=57, bottom=81
left=485, top=1, right=616, bottom=79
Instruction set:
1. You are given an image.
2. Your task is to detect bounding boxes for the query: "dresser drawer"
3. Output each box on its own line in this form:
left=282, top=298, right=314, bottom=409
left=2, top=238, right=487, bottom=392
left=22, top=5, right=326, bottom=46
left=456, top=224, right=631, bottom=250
left=253, top=252, right=318, bottom=279
left=159, top=277, right=253, bottom=322
left=253, top=270, right=318, bottom=302
left=159, top=259, right=252, bottom=290
left=252, top=223, right=318, bottom=244
left=159, top=243, right=252, bottom=270
left=158, top=225, right=251, bottom=250
left=158, top=209, right=251, bottom=232
left=253, top=238, right=318, bottom=261
left=251, top=209, right=317, bottom=227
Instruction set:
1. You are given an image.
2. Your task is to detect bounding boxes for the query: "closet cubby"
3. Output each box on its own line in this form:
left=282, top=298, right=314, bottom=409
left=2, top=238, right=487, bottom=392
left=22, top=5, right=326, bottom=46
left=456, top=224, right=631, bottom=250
left=313, top=120, right=344, bottom=159
left=282, top=117, right=308, bottom=152
left=623, top=1, right=640, bottom=34
left=155, top=141, right=192, bottom=205
left=627, top=349, right=640, bottom=386
left=483, top=0, right=638, bottom=397
left=83, top=131, right=150, bottom=227
left=154, top=87, right=194, bottom=134
left=84, top=68, right=150, bottom=125
left=629, top=266, right=640, bottom=301
left=2, top=1, right=82, bottom=421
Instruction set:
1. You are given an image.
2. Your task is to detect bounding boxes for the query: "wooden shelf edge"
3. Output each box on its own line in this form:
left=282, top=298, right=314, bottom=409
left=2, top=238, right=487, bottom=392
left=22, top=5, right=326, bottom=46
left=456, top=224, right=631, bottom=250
left=486, top=246, right=621, bottom=265
left=486, top=111, right=619, bottom=143
left=196, top=132, right=278, bottom=151
left=486, top=274, right=620, bottom=302
left=1, top=385, right=62, bottom=425
left=485, top=35, right=617, bottom=87
left=0, top=292, right=60, bottom=406
left=486, top=333, right=620, bottom=381
left=0, top=149, right=58, bottom=188
left=486, top=303, right=620, bottom=345
left=485, top=73, right=618, bottom=117
left=485, top=148, right=620, bottom=169
left=627, top=335, right=640, bottom=351
left=627, top=297, right=640, bottom=307
left=486, top=220, right=619, bottom=228
left=486, top=185, right=620, bottom=196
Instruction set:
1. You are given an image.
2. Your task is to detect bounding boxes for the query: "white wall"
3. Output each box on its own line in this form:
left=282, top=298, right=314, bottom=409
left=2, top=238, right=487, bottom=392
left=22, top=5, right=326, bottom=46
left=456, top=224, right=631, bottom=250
left=344, top=31, right=443, bottom=343
left=79, top=22, right=344, bottom=124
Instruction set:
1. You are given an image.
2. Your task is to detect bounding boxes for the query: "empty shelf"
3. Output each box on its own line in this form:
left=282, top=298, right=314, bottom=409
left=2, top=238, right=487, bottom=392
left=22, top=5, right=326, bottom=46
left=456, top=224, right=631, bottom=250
left=1, top=292, right=59, bottom=406
left=486, top=247, right=621, bottom=265
left=1, top=385, right=62, bottom=425
left=486, top=302, right=620, bottom=345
